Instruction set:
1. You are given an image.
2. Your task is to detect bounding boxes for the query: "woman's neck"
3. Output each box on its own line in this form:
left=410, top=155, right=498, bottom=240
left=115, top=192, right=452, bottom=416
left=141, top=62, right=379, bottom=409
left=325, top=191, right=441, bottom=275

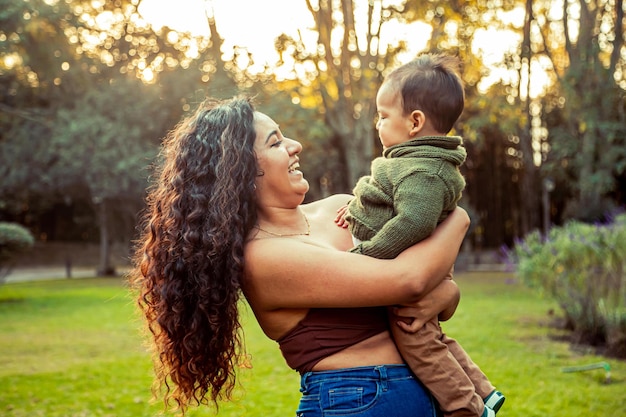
left=256, top=207, right=310, bottom=237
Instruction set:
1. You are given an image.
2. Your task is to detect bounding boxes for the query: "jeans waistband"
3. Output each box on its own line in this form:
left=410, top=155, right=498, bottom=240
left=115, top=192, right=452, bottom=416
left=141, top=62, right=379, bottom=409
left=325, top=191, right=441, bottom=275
left=301, top=364, right=412, bottom=385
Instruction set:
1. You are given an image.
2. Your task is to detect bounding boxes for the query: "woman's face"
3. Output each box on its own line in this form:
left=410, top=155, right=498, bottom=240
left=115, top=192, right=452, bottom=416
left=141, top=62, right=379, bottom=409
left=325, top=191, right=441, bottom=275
left=253, top=112, right=309, bottom=208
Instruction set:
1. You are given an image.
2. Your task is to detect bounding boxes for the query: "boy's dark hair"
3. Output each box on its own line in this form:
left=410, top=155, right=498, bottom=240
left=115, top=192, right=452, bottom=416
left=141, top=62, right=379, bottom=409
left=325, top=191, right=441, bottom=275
left=385, top=53, right=465, bottom=134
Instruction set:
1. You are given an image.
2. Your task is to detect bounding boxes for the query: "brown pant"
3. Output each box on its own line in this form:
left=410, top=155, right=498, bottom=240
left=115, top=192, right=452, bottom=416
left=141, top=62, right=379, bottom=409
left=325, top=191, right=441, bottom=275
left=389, top=311, right=495, bottom=417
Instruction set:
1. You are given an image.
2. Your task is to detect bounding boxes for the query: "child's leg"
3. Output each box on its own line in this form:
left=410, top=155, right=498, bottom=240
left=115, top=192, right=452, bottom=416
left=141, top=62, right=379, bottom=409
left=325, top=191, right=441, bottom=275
left=441, top=333, right=495, bottom=398
left=442, top=334, right=505, bottom=412
left=388, top=309, right=485, bottom=417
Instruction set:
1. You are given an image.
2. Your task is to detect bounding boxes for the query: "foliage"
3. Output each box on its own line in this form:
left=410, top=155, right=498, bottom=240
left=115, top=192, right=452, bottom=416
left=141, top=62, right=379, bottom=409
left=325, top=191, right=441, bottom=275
left=0, top=222, right=34, bottom=282
left=1, top=274, right=625, bottom=416
left=461, top=89, right=529, bottom=247
left=50, top=76, right=168, bottom=274
left=0, top=0, right=236, bottom=269
left=0, top=0, right=83, bottom=210
left=0, top=222, right=34, bottom=261
left=508, top=214, right=626, bottom=357
left=0, top=0, right=81, bottom=98
left=272, top=0, right=397, bottom=191
left=51, top=76, right=164, bottom=202
left=2, top=0, right=626, bottom=252
left=536, top=0, right=626, bottom=223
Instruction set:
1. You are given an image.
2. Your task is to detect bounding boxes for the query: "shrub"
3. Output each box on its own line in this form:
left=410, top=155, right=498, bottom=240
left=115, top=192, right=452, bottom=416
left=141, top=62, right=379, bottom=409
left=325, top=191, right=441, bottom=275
left=0, top=222, right=35, bottom=282
left=507, top=214, right=626, bottom=357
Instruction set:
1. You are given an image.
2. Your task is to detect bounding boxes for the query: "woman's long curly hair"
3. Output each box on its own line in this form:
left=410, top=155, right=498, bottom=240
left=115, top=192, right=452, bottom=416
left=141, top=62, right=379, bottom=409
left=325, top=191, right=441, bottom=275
left=129, top=97, right=259, bottom=414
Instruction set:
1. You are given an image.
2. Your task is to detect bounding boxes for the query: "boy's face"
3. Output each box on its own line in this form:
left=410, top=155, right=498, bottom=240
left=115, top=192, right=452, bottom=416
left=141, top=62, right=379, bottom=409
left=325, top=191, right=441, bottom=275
left=375, top=82, right=415, bottom=149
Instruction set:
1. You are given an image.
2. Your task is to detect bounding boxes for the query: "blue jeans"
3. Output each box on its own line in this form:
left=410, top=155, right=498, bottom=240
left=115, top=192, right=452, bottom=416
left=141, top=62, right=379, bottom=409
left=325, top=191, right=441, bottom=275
left=296, top=365, right=440, bottom=417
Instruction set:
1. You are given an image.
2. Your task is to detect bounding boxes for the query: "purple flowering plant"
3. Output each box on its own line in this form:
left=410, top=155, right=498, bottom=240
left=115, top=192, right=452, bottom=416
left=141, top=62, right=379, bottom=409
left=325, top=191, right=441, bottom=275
left=506, top=214, right=626, bottom=356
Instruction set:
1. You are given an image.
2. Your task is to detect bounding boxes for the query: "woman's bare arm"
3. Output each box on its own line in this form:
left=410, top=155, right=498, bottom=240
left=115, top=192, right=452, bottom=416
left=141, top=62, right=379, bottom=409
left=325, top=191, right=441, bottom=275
left=243, top=207, right=469, bottom=311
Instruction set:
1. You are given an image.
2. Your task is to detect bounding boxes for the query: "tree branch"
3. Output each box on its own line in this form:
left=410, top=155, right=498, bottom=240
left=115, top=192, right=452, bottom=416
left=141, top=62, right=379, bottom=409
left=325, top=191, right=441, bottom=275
left=610, top=0, right=623, bottom=74
left=0, top=103, right=51, bottom=127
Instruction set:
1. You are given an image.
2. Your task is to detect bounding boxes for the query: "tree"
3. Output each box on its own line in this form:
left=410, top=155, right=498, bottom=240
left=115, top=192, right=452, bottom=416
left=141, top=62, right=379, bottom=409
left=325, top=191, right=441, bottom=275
left=50, top=76, right=166, bottom=275
left=536, top=0, right=626, bottom=222
left=0, top=0, right=82, bottom=225
left=0, top=222, right=34, bottom=283
left=0, top=0, right=164, bottom=274
left=516, top=0, right=541, bottom=234
left=274, top=0, right=410, bottom=191
left=1, top=0, right=241, bottom=271
left=462, top=91, right=527, bottom=247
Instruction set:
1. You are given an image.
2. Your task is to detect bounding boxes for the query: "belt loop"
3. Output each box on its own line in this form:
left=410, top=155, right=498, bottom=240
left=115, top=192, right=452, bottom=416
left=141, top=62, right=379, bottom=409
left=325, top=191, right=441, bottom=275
left=300, top=372, right=309, bottom=394
left=375, top=365, right=389, bottom=391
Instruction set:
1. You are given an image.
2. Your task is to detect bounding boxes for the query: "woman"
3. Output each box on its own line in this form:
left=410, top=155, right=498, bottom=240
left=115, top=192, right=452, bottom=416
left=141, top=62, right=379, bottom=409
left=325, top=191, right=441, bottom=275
left=130, top=96, right=469, bottom=416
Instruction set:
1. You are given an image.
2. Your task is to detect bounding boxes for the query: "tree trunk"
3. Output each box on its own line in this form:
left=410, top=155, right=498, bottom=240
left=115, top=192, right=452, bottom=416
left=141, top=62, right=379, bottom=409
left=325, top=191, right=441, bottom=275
left=304, top=0, right=388, bottom=192
left=572, top=0, right=605, bottom=219
left=518, top=0, right=540, bottom=235
left=96, top=199, right=114, bottom=276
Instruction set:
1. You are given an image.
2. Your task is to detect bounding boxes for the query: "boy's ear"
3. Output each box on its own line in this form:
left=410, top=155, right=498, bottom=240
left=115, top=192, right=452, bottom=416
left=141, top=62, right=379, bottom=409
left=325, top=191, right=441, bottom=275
left=409, top=110, right=426, bottom=136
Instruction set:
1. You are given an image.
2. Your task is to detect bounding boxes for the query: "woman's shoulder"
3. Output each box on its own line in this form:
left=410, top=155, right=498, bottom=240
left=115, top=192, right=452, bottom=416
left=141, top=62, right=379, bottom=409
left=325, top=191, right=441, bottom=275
left=304, top=193, right=353, bottom=214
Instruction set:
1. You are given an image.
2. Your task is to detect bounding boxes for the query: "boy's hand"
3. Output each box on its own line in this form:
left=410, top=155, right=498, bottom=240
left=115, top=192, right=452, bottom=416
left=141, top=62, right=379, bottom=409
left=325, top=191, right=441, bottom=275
left=334, top=204, right=350, bottom=228
left=390, top=277, right=460, bottom=333
left=391, top=305, right=426, bottom=333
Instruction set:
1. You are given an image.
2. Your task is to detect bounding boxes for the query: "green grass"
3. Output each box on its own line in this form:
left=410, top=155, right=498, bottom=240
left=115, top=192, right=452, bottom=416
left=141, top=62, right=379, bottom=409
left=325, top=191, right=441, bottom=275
left=0, top=272, right=624, bottom=416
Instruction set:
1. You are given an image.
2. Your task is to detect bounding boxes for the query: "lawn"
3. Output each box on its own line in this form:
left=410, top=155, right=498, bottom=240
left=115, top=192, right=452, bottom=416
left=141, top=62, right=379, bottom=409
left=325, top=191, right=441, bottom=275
left=0, top=272, right=624, bottom=417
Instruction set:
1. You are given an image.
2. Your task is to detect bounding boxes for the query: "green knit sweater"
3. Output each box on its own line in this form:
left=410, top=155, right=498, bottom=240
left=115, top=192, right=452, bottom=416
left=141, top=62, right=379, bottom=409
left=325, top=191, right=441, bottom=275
left=346, top=136, right=466, bottom=259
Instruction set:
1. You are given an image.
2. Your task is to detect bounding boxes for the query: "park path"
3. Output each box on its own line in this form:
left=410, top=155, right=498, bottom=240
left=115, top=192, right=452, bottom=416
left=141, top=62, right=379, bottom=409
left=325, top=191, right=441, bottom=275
left=4, top=266, right=131, bottom=283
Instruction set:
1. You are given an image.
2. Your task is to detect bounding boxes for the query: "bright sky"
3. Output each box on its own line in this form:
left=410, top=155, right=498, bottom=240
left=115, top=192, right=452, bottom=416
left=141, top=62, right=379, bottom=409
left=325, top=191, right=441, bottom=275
left=138, top=0, right=314, bottom=66
left=138, top=0, right=551, bottom=97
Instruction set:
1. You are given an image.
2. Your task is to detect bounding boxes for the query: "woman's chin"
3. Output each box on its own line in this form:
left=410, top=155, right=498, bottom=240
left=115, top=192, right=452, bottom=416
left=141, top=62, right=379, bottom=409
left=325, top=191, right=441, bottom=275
left=290, top=170, right=306, bottom=182
left=294, top=178, right=310, bottom=195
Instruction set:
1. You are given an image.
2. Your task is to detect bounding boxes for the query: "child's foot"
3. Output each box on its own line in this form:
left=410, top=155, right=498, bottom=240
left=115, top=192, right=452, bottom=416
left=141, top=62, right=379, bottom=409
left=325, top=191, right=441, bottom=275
left=484, top=390, right=505, bottom=413
left=481, top=406, right=495, bottom=417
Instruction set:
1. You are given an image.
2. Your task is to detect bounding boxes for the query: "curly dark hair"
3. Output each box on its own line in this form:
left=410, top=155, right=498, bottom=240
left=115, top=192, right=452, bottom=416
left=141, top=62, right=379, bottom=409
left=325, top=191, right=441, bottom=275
left=129, top=97, right=259, bottom=414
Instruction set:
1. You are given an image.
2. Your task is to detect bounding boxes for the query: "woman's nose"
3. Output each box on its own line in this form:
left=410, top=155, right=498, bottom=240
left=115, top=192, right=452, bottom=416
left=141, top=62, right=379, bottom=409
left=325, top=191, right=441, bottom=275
left=286, top=138, right=303, bottom=154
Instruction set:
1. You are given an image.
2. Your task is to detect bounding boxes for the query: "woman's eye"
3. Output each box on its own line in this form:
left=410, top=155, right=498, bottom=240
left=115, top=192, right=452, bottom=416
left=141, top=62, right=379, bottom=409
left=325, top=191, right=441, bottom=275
left=271, top=140, right=283, bottom=148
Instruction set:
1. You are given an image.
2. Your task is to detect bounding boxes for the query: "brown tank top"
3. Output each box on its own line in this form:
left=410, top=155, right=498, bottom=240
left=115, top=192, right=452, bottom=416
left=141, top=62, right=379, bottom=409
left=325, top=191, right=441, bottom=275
left=276, top=307, right=389, bottom=374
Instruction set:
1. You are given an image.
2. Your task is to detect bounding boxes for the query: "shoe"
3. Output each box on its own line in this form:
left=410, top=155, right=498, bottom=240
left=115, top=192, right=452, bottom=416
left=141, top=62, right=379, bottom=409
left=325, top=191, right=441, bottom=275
left=484, top=390, right=505, bottom=413
left=481, top=406, right=495, bottom=417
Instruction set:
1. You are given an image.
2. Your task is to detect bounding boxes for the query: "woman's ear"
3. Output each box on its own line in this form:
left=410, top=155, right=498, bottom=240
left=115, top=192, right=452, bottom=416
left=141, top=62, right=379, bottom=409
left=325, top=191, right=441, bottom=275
left=409, top=110, right=426, bottom=136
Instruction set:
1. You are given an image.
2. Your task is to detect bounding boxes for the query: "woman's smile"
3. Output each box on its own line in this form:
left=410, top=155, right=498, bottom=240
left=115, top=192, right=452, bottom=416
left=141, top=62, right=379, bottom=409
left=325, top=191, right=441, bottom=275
left=288, top=160, right=301, bottom=174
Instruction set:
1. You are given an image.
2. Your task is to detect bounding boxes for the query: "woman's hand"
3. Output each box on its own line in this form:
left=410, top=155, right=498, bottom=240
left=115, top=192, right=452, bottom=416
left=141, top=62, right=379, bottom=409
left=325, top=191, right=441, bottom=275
left=390, top=276, right=460, bottom=333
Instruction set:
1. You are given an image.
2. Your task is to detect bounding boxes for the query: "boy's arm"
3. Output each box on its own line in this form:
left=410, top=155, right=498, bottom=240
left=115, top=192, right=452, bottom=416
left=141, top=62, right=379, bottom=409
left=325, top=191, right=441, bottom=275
left=350, top=173, right=447, bottom=259
left=390, top=276, right=460, bottom=333
left=437, top=268, right=459, bottom=321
